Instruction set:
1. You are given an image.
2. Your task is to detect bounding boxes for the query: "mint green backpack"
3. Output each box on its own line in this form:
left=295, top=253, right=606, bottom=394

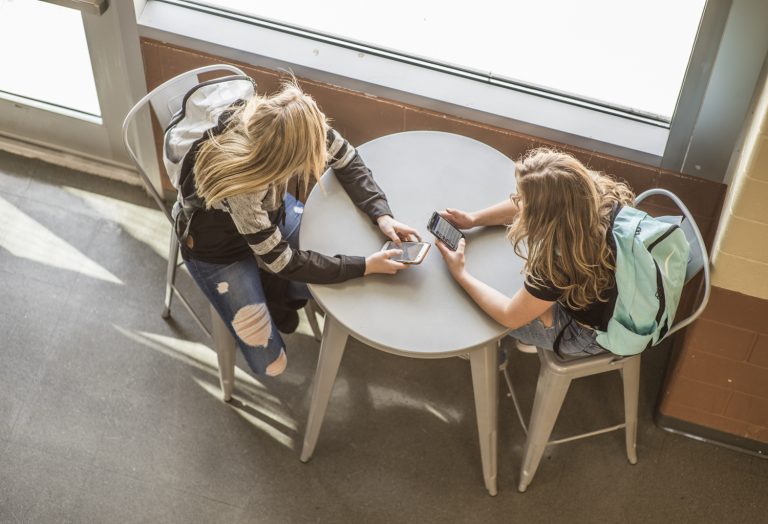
left=595, top=205, right=690, bottom=356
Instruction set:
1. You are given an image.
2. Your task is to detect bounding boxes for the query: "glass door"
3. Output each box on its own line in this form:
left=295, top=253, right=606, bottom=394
left=0, top=0, right=144, bottom=173
left=0, top=1, right=101, bottom=120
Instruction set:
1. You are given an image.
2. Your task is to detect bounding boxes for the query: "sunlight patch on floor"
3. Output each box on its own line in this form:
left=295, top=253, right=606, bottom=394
left=193, top=377, right=296, bottom=450
left=367, top=383, right=463, bottom=424
left=64, top=187, right=170, bottom=260
left=112, top=325, right=294, bottom=408
left=0, top=194, right=122, bottom=283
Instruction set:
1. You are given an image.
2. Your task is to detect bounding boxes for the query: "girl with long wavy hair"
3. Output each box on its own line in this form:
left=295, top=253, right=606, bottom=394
left=168, top=77, right=419, bottom=377
left=436, top=147, right=634, bottom=357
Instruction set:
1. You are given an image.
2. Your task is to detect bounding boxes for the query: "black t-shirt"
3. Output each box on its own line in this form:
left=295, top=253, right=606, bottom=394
left=523, top=216, right=618, bottom=330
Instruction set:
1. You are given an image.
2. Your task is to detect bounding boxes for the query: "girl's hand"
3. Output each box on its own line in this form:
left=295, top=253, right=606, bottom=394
left=436, top=238, right=467, bottom=280
left=365, top=249, right=409, bottom=275
left=440, top=208, right=476, bottom=230
left=377, top=215, right=421, bottom=245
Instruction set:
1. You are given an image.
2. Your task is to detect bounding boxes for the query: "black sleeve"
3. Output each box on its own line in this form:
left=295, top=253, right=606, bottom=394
left=524, top=276, right=561, bottom=302
left=326, top=127, right=392, bottom=222
left=269, top=238, right=367, bottom=284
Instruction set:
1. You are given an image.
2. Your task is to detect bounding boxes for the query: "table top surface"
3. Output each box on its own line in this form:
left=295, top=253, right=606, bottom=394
left=300, top=131, right=524, bottom=357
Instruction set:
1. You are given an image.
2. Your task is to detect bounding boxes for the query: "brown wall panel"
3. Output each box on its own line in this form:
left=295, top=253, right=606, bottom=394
left=139, top=38, right=727, bottom=227
left=660, top=286, right=768, bottom=445
left=748, top=334, right=768, bottom=368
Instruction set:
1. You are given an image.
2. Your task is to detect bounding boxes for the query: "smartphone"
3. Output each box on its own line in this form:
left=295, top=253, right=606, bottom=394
left=427, top=212, right=464, bottom=251
left=381, top=240, right=431, bottom=264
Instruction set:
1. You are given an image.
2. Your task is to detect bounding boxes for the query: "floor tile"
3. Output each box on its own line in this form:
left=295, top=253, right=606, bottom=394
left=0, top=442, right=90, bottom=523
left=71, top=468, right=242, bottom=524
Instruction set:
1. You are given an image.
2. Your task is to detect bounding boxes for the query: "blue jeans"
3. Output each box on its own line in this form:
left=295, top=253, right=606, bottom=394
left=508, top=303, right=607, bottom=358
left=183, top=194, right=310, bottom=375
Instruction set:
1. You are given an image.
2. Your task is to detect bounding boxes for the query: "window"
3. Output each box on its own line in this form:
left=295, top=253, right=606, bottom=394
left=189, top=0, right=706, bottom=121
left=0, top=0, right=100, bottom=117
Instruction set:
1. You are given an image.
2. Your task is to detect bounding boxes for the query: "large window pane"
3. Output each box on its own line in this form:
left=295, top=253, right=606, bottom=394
left=192, top=0, right=706, bottom=120
left=0, top=0, right=100, bottom=117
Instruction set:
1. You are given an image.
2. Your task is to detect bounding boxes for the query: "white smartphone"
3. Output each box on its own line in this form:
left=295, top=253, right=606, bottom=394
left=381, top=240, right=431, bottom=264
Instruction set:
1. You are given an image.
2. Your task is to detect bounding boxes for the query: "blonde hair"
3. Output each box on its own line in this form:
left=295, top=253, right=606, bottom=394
left=194, top=79, right=328, bottom=208
left=508, top=148, right=635, bottom=309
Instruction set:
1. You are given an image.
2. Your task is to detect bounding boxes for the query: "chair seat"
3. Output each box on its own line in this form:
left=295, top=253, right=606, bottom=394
left=539, top=347, right=632, bottom=377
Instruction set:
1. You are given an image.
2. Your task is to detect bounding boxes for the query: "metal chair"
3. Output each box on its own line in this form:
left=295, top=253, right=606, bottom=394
left=502, top=188, right=711, bottom=492
left=122, top=65, right=322, bottom=401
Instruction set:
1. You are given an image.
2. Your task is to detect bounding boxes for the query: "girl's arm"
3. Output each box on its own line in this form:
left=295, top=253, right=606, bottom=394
left=436, top=238, right=553, bottom=330
left=326, top=127, right=420, bottom=244
left=442, top=196, right=519, bottom=229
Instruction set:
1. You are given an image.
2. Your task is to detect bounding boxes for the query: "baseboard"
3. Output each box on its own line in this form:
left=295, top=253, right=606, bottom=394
left=0, top=133, right=140, bottom=187
left=656, top=412, right=767, bottom=458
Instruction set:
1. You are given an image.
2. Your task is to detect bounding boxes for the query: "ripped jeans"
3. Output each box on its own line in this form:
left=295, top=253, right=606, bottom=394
left=182, top=194, right=310, bottom=375
left=508, top=302, right=608, bottom=358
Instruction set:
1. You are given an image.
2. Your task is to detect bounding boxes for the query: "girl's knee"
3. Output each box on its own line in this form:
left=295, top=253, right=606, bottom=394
left=232, top=303, right=272, bottom=347
left=232, top=303, right=288, bottom=376
left=265, top=349, right=287, bottom=377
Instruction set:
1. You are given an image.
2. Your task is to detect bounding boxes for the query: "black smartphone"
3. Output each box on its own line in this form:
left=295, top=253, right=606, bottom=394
left=381, top=241, right=431, bottom=264
left=427, top=212, right=464, bottom=251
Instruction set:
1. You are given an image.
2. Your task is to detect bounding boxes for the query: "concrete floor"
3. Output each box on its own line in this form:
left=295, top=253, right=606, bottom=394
left=0, top=150, right=766, bottom=523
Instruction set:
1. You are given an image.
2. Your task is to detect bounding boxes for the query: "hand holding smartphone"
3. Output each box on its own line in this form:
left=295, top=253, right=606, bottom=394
left=427, top=211, right=464, bottom=251
left=381, top=240, right=431, bottom=264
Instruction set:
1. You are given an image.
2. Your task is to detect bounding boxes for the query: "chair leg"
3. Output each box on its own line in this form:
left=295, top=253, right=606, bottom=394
left=620, top=355, right=641, bottom=465
left=211, top=304, right=236, bottom=402
left=305, top=299, right=322, bottom=342
left=499, top=345, right=527, bottom=434
left=163, top=233, right=180, bottom=318
left=300, top=316, right=348, bottom=463
left=519, top=360, right=572, bottom=492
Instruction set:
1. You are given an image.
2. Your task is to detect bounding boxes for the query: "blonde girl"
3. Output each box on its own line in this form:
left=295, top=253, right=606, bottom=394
left=171, top=79, right=419, bottom=376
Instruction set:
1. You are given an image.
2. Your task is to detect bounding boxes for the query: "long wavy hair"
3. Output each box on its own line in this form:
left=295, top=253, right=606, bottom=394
left=508, top=148, right=635, bottom=309
left=194, top=79, right=328, bottom=208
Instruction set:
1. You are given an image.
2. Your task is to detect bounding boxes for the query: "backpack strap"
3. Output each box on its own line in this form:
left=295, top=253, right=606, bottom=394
left=599, top=203, right=622, bottom=332
left=647, top=223, right=681, bottom=344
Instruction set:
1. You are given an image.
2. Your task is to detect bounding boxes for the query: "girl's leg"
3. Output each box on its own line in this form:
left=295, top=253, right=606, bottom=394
left=508, top=304, right=606, bottom=358
left=183, top=255, right=287, bottom=376
left=280, top=193, right=311, bottom=302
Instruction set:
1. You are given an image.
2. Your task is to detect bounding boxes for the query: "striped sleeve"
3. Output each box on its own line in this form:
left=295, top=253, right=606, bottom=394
left=225, top=190, right=366, bottom=283
left=325, top=127, right=392, bottom=222
left=327, top=128, right=358, bottom=170
left=225, top=191, right=293, bottom=274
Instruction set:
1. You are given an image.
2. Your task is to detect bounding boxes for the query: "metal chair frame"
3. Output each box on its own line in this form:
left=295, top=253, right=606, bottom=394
left=502, top=188, right=711, bottom=492
left=122, top=65, right=322, bottom=400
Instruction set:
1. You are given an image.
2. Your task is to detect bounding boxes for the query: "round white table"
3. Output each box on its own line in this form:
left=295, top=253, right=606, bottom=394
left=299, top=131, right=523, bottom=496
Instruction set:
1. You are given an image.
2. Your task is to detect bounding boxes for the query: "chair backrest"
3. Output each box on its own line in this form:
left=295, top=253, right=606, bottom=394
left=121, top=64, right=247, bottom=223
left=634, top=188, right=711, bottom=337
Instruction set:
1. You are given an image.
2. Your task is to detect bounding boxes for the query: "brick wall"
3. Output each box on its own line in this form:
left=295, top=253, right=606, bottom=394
left=660, top=288, right=768, bottom=443
left=659, top=62, right=768, bottom=449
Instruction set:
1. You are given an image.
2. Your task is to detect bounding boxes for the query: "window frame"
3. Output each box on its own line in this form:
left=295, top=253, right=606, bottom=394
left=135, top=0, right=768, bottom=183
left=2, top=0, right=765, bottom=187
left=138, top=0, right=676, bottom=162
left=0, top=0, right=148, bottom=179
